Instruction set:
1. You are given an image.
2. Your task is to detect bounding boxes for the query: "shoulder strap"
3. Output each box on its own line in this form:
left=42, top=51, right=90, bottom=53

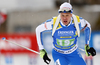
left=72, top=14, right=80, bottom=37
left=52, top=15, right=60, bottom=36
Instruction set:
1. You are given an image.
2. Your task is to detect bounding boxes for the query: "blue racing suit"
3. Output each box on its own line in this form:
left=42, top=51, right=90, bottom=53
left=36, top=15, right=91, bottom=65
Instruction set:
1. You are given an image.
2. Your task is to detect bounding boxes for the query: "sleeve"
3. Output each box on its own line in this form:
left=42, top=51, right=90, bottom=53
left=35, top=19, right=53, bottom=50
left=79, top=17, right=91, bottom=44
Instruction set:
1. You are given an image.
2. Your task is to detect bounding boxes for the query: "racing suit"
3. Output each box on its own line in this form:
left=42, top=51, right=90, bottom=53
left=36, top=15, right=91, bottom=65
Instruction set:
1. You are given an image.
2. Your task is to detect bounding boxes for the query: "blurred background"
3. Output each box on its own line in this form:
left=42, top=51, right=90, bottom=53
left=0, top=0, right=100, bottom=65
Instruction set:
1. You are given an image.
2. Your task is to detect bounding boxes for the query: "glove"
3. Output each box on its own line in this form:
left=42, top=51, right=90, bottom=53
left=40, top=49, right=51, bottom=64
left=85, top=44, right=96, bottom=56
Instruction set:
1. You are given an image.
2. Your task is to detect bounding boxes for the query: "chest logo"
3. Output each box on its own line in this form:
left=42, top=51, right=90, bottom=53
left=58, top=31, right=74, bottom=36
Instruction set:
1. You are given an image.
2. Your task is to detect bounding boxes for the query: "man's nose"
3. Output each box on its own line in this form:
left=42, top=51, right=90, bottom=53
left=64, top=17, right=67, bottom=20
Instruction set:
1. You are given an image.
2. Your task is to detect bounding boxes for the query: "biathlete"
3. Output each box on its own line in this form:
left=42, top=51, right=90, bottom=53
left=36, top=2, right=96, bottom=65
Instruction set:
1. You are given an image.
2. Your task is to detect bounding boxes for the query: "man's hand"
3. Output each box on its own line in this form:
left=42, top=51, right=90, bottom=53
left=85, top=44, right=96, bottom=56
left=40, top=49, right=51, bottom=64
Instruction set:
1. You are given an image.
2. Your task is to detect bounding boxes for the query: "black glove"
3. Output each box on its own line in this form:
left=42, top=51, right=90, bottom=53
left=40, top=49, right=51, bottom=64
left=85, top=44, right=96, bottom=56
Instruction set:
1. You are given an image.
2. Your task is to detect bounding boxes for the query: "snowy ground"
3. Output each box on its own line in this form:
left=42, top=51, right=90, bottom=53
left=0, top=53, right=99, bottom=65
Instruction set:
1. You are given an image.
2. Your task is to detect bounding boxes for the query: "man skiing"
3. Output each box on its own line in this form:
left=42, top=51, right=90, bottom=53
left=36, top=2, right=96, bottom=65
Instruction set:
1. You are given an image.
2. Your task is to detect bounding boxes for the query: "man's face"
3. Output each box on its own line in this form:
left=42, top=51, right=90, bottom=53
left=60, top=13, right=72, bottom=25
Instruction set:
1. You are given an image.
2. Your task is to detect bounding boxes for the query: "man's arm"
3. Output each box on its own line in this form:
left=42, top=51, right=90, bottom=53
left=35, top=19, right=53, bottom=64
left=80, top=18, right=96, bottom=56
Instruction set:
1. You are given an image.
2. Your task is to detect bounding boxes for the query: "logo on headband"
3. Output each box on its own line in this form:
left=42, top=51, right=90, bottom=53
left=62, top=7, right=71, bottom=10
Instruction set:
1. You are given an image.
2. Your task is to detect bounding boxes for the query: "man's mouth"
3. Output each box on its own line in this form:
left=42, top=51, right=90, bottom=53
left=64, top=21, right=67, bottom=22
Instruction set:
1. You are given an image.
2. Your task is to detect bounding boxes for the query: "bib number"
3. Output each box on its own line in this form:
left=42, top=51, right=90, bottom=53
left=57, top=39, right=75, bottom=46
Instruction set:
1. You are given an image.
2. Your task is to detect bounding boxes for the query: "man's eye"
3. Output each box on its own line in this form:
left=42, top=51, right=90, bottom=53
left=62, top=15, right=64, bottom=17
left=66, top=15, right=69, bottom=16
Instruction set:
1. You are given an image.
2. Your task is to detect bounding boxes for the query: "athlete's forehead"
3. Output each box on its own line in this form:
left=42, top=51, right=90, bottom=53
left=60, top=13, right=72, bottom=16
